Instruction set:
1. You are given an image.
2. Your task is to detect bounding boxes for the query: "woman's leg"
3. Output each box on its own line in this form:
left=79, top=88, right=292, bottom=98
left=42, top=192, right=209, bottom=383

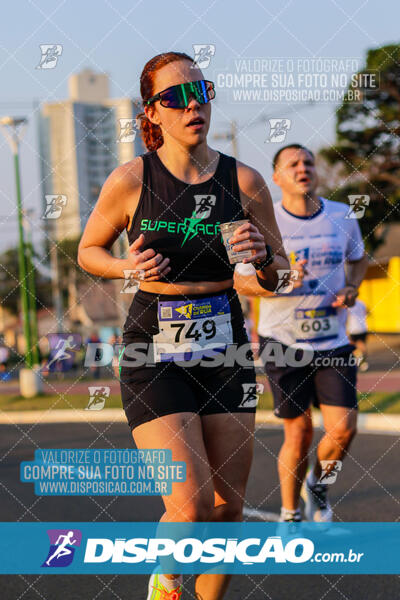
left=133, top=410, right=215, bottom=592
left=133, top=411, right=216, bottom=522
left=194, top=412, right=256, bottom=600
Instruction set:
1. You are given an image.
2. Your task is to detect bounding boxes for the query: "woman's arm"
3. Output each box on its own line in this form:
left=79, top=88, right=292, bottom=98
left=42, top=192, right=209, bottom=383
left=77, top=158, right=170, bottom=281
left=233, top=161, right=289, bottom=291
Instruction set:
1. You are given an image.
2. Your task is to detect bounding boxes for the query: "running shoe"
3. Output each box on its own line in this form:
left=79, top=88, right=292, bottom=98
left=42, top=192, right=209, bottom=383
left=276, top=509, right=302, bottom=537
left=302, top=480, right=333, bottom=522
left=279, top=507, right=302, bottom=522
left=146, top=573, right=182, bottom=600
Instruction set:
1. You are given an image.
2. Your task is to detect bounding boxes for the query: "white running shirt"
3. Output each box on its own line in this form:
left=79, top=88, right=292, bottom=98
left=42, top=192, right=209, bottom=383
left=347, top=300, right=368, bottom=335
left=236, top=198, right=365, bottom=351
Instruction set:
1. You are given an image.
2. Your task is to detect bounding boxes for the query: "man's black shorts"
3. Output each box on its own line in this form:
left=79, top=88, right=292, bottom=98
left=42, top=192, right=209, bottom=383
left=349, top=332, right=368, bottom=343
left=119, top=288, right=257, bottom=430
left=258, top=336, right=358, bottom=419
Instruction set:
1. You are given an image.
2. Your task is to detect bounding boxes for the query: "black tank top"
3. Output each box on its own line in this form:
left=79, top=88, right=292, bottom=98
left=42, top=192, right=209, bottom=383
left=126, top=151, right=245, bottom=282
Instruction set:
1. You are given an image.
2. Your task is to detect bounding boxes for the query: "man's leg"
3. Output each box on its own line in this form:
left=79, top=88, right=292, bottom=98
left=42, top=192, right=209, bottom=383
left=278, top=409, right=313, bottom=513
left=303, top=353, right=358, bottom=520
left=313, top=404, right=357, bottom=481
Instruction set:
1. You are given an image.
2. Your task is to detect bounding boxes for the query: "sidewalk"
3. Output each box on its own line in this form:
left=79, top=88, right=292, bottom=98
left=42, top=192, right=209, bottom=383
left=1, top=407, right=399, bottom=434
left=1, top=369, right=400, bottom=395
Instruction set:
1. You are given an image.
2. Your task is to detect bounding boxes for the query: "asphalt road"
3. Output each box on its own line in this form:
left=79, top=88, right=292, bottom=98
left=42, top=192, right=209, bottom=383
left=0, top=422, right=399, bottom=599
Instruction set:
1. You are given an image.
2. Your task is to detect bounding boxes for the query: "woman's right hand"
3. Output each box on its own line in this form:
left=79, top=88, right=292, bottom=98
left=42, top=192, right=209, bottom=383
left=124, top=233, right=171, bottom=281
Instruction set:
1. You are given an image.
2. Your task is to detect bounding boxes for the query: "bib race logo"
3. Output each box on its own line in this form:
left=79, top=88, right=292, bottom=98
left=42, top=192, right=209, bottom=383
left=175, top=304, right=193, bottom=319
left=42, top=529, right=82, bottom=567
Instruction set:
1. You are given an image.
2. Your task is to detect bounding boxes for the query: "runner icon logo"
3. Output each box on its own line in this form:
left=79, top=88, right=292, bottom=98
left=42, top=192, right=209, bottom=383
left=319, top=460, right=343, bottom=484
left=192, top=44, right=216, bottom=69
left=266, top=118, right=291, bottom=143
left=275, top=269, right=299, bottom=294
left=345, top=195, right=370, bottom=219
left=36, top=45, right=63, bottom=69
left=239, top=383, right=264, bottom=408
left=45, top=333, right=81, bottom=372
left=42, top=529, right=82, bottom=567
left=121, top=269, right=145, bottom=293
left=117, top=118, right=139, bottom=143
left=85, top=386, right=110, bottom=411
left=43, top=195, right=67, bottom=219
left=193, top=195, right=217, bottom=219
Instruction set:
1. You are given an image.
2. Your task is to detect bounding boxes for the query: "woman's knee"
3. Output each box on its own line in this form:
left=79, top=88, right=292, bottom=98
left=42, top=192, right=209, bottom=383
left=215, top=498, right=244, bottom=522
left=168, top=495, right=215, bottom=522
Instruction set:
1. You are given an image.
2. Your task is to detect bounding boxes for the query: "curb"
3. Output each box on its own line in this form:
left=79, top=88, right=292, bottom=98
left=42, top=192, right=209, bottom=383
left=255, top=410, right=400, bottom=434
left=0, top=409, right=399, bottom=433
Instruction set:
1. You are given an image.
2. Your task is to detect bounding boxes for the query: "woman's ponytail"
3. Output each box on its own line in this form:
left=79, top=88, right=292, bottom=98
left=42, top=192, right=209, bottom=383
left=139, top=51, right=194, bottom=151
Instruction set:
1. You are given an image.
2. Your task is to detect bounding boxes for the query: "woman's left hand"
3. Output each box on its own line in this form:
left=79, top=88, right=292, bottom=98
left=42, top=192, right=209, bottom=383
left=228, top=222, right=267, bottom=264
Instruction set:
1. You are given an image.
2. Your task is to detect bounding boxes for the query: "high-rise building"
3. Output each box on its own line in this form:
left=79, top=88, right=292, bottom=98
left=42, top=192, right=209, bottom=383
left=38, top=68, right=144, bottom=242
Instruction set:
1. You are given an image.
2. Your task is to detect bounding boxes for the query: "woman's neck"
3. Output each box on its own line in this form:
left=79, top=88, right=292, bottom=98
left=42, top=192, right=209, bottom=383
left=156, top=141, right=219, bottom=184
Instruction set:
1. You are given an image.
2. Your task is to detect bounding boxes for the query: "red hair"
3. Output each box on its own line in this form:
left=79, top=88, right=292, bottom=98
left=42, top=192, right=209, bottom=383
left=138, top=52, right=195, bottom=151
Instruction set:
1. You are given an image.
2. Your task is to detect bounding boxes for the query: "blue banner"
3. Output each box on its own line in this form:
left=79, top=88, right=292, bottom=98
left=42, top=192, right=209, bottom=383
left=0, top=522, right=398, bottom=574
left=20, top=449, right=186, bottom=496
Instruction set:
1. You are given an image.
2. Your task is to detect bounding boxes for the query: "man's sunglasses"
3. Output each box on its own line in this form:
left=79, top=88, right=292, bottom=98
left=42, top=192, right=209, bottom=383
left=146, top=80, right=215, bottom=109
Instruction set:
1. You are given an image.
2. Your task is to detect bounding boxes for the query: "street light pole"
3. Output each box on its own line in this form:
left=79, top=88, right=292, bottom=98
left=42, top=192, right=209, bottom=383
left=0, top=117, right=33, bottom=368
left=0, top=116, right=42, bottom=398
left=23, top=209, right=40, bottom=366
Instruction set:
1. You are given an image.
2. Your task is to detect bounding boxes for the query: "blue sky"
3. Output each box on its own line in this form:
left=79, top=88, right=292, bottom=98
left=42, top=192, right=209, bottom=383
left=0, top=0, right=399, bottom=251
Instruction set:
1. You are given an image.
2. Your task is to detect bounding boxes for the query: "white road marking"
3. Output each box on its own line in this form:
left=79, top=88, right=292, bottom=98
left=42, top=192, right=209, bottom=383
left=243, top=507, right=280, bottom=522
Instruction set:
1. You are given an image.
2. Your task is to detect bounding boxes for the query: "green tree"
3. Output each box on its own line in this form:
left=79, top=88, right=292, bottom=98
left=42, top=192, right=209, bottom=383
left=318, top=43, right=400, bottom=253
left=0, top=246, right=52, bottom=315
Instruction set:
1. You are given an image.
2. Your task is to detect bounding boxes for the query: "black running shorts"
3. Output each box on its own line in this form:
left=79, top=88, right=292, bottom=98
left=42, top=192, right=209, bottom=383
left=259, top=336, right=358, bottom=419
left=119, top=288, right=257, bottom=430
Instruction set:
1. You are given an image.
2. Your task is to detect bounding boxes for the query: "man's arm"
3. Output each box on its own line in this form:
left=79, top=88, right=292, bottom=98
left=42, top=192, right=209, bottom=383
left=234, top=259, right=307, bottom=297
left=234, top=271, right=275, bottom=297
left=332, top=254, right=369, bottom=308
left=235, top=161, right=289, bottom=291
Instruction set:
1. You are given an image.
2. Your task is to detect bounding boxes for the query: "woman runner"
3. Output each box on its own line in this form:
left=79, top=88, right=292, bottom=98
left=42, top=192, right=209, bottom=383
left=78, top=51, right=288, bottom=600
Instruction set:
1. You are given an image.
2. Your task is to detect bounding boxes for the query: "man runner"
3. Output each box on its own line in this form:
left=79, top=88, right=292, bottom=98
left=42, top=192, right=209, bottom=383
left=234, top=144, right=368, bottom=522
